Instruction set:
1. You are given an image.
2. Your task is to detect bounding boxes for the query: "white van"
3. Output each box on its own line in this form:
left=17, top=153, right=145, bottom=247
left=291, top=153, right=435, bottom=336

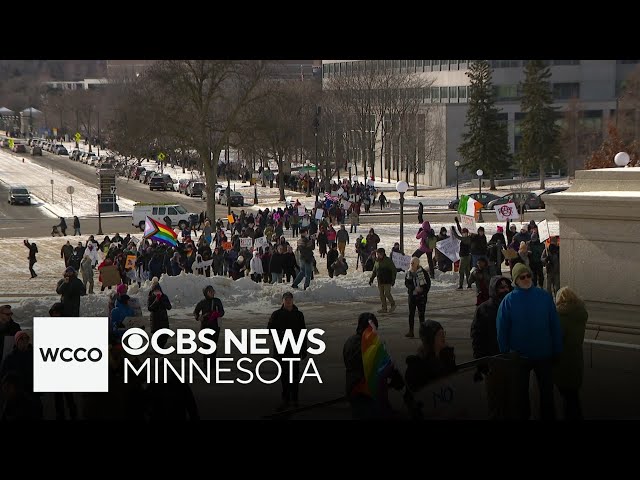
left=132, top=203, right=192, bottom=231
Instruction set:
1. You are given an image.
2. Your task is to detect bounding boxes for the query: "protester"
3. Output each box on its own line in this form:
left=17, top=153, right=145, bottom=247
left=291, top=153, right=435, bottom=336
left=468, top=257, right=491, bottom=305
left=496, top=263, right=562, bottom=420
left=343, top=312, right=404, bottom=419
left=451, top=220, right=472, bottom=289
left=553, top=287, right=588, bottom=420
left=55, top=266, right=86, bottom=317
left=404, top=320, right=457, bottom=391
left=148, top=284, right=172, bottom=348
left=268, top=292, right=306, bottom=411
left=542, top=236, right=560, bottom=297
left=404, top=257, right=431, bottom=338
left=193, top=286, right=225, bottom=364
left=369, top=248, right=397, bottom=314
left=23, top=239, right=38, bottom=278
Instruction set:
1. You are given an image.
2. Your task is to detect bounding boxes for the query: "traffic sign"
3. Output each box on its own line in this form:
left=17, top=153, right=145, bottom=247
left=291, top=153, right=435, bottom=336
left=110, top=186, right=117, bottom=194
left=74, top=132, right=81, bottom=141
left=158, top=152, right=166, bottom=161
left=66, top=186, right=75, bottom=195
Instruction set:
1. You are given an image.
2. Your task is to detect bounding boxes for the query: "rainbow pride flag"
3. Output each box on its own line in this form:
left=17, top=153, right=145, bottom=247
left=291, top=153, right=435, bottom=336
left=143, top=216, right=178, bottom=246
left=353, top=321, right=394, bottom=400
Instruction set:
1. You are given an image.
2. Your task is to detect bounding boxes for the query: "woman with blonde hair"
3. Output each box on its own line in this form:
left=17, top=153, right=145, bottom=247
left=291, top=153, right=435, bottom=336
left=403, top=257, right=431, bottom=338
left=553, top=286, right=588, bottom=420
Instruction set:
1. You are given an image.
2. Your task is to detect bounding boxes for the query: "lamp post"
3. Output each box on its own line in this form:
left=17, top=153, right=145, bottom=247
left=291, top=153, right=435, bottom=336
left=476, top=169, right=484, bottom=222
left=396, top=180, right=409, bottom=254
left=97, top=192, right=103, bottom=235
left=454, top=160, right=460, bottom=200
left=314, top=105, right=321, bottom=205
left=347, top=162, right=353, bottom=184
left=254, top=182, right=258, bottom=205
left=314, top=131, right=319, bottom=204
left=614, top=151, right=630, bottom=167
left=306, top=160, right=311, bottom=197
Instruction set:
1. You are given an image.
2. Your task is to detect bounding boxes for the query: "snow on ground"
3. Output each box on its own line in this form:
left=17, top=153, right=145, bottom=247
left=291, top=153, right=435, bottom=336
left=0, top=148, right=136, bottom=218
left=0, top=219, right=560, bottom=329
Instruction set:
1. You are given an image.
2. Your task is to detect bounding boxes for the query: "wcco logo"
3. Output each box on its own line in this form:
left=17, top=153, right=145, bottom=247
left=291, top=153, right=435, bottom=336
left=33, top=317, right=109, bottom=393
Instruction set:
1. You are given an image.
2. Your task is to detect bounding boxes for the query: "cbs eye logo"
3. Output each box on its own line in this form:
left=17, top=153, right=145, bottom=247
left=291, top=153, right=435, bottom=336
left=121, top=328, right=149, bottom=355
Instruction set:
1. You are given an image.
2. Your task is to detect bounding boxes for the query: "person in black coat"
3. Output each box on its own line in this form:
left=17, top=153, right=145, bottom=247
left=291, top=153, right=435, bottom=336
left=73, top=216, right=81, bottom=236
left=57, top=217, right=67, bottom=236
left=268, top=292, right=307, bottom=411
left=326, top=243, right=339, bottom=278
left=23, top=239, right=38, bottom=278
left=470, top=275, right=512, bottom=363
left=193, top=285, right=225, bottom=363
left=405, top=320, right=457, bottom=393
left=148, top=284, right=172, bottom=348
left=418, top=202, right=424, bottom=224
left=55, top=266, right=86, bottom=317
left=0, top=331, right=43, bottom=420
left=0, top=305, right=21, bottom=360
left=404, top=257, right=431, bottom=338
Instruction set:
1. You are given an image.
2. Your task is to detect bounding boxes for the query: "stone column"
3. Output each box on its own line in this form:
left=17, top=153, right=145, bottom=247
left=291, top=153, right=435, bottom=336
left=545, top=167, right=640, bottom=327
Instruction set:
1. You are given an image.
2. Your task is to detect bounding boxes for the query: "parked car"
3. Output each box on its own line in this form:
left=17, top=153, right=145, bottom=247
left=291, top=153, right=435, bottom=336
left=12, top=143, right=26, bottom=153
left=0, top=139, right=9, bottom=148
left=7, top=186, right=31, bottom=205
left=176, top=178, right=191, bottom=194
left=537, top=186, right=569, bottom=209
left=131, top=203, right=192, bottom=231
left=219, top=189, right=244, bottom=207
left=448, top=192, right=501, bottom=210
left=487, top=191, right=541, bottom=212
left=55, top=145, right=68, bottom=155
left=149, top=174, right=175, bottom=191
left=186, top=181, right=205, bottom=197
left=31, top=145, right=42, bottom=156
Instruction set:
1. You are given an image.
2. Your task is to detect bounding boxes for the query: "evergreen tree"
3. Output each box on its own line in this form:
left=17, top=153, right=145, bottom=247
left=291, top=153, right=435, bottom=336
left=458, top=60, right=511, bottom=190
left=518, top=60, right=562, bottom=188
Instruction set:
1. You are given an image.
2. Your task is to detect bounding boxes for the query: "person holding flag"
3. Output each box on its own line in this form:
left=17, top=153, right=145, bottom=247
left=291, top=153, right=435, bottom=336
left=343, top=313, right=404, bottom=419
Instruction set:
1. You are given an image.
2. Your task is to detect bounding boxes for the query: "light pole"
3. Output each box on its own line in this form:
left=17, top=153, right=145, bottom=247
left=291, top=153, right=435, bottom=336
left=347, top=162, right=353, bottom=184
left=396, top=180, right=409, bottom=254
left=97, top=192, right=103, bottom=235
left=314, top=131, right=319, bottom=204
left=305, top=159, right=311, bottom=197
left=254, top=182, right=258, bottom=205
left=454, top=160, right=460, bottom=200
left=476, top=169, right=484, bottom=222
left=314, top=105, right=321, bottom=205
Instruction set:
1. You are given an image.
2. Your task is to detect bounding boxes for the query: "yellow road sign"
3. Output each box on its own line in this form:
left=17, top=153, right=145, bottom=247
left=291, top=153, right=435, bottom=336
left=158, top=152, right=166, bottom=161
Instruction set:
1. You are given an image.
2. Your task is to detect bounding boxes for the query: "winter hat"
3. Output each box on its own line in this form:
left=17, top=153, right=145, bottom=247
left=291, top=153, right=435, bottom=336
left=116, top=283, right=128, bottom=295
left=496, top=226, right=504, bottom=233
left=511, top=263, right=532, bottom=284
left=14, top=331, right=29, bottom=343
left=119, top=294, right=131, bottom=303
left=64, top=266, right=77, bottom=275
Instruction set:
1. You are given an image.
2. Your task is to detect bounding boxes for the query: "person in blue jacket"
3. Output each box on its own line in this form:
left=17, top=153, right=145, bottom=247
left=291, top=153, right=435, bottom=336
left=497, top=262, right=562, bottom=420
left=110, top=294, right=135, bottom=340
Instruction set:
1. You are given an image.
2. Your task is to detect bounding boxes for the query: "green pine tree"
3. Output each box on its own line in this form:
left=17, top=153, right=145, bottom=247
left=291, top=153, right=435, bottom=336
left=458, top=60, right=511, bottom=190
left=518, top=60, right=562, bottom=189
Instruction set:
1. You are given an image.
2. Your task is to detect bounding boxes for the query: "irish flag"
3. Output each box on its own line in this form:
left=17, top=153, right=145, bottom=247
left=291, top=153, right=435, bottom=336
left=143, top=216, right=178, bottom=246
left=458, top=195, right=482, bottom=217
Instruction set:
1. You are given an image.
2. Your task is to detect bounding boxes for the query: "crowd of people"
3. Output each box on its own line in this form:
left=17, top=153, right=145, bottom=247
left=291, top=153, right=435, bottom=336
left=3, top=174, right=590, bottom=420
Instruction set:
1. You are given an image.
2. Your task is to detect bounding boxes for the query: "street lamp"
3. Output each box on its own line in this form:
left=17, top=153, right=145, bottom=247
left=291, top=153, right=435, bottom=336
left=314, top=131, right=319, bottom=204
left=347, top=162, right=353, bottom=184
left=476, top=169, right=484, bottom=222
left=454, top=160, right=460, bottom=200
left=396, top=180, right=409, bottom=254
left=305, top=160, right=311, bottom=197
left=254, top=182, right=259, bottom=205
left=614, top=151, right=630, bottom=167
left=97, top=192, right=103, bottom=235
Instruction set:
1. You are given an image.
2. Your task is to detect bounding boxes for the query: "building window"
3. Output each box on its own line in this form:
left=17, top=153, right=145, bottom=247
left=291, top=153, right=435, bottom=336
left=553, top=82, right=580, bottom=99
left=553, top=60, right=580, bottom=66
left=449, top=86, right=458, bottom=99
left=393, top=60, right=400, bottom=69
left=494, top=84, right=519, bottom=101
left=432, top=60, right=440, bottom=70
left=423, top=87, right=430, bottom=102
left=424, top=60, right=431, bottom=70
left=408, top=60, right=415, bottom=71
left=458, top=86, right=467, bottom=99
left=417, top=60, right=423, bottom=71
left=431, top=87, right=440, bottom=101
left=440, top=87, right=448, bottom=100
left=441, top=61, right=449, bottom=70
